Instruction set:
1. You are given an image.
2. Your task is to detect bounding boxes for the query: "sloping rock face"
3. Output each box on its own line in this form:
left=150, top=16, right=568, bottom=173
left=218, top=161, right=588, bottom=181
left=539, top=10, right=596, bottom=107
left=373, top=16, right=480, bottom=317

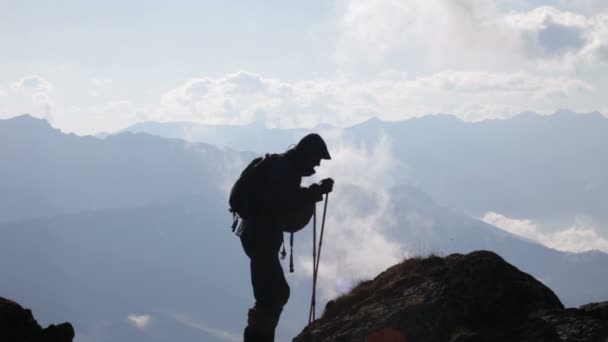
left=294, top=251, right=608, bottom=342
left=0, top=297, right=74, bottom=342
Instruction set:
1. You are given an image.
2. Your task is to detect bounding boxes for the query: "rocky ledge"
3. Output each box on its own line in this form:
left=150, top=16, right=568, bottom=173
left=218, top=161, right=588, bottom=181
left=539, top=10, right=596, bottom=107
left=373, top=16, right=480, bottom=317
left=0, top=297, right=74, bottom=342
left=294, top=250, right=608, bottom=342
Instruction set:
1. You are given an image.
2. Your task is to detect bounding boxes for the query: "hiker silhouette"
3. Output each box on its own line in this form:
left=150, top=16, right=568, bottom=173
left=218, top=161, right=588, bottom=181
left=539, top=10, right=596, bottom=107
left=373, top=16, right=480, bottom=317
left=231, top=133, right=333, bottom=342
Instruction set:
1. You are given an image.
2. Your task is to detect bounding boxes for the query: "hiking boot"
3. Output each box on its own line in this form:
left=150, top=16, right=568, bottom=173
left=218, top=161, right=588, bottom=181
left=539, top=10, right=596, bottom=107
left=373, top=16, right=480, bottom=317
left=244, top=308, right=279, bottom=342
left=244, top=325, right=275, bottom=342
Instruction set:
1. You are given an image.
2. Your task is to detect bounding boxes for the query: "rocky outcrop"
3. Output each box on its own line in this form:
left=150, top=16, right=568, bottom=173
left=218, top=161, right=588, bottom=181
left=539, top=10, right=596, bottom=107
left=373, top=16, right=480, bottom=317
left=0, top=297, right=74, bottom=342
left=294, top=251, right=608, bottom=342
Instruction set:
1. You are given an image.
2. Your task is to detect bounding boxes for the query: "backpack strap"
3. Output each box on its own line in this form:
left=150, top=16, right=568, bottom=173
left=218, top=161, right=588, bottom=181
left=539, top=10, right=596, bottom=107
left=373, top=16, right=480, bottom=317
left=289, top=232, right=294, bottom=273
left=280, top=235, right=287, bottom=260
left=280, top=233, right=295, bottom=273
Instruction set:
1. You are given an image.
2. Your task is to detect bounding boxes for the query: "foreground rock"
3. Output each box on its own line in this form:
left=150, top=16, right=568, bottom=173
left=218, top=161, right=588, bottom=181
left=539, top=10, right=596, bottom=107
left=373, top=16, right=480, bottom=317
left=294, top=251, right=608, bottom=342
left=0, top=297, right=74, bottom=342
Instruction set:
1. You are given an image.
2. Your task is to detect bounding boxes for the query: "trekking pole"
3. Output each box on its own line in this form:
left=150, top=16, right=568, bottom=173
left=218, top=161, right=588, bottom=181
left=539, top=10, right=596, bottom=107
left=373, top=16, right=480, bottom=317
left=308, top=205, right=317, bottom=325
left=314, top=193, right=329, bottom=278
left=308, top=193, right=329, bottom=327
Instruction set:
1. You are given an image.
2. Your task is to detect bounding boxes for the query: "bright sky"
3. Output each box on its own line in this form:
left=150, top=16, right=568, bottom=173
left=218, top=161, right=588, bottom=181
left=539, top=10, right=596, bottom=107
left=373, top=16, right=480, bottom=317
left=1, top=0, right=607, bottom=134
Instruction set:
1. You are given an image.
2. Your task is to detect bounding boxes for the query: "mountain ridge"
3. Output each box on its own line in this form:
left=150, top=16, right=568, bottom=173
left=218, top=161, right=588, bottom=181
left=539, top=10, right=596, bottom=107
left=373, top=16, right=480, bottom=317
left=118, top=110, right=608, bottom=135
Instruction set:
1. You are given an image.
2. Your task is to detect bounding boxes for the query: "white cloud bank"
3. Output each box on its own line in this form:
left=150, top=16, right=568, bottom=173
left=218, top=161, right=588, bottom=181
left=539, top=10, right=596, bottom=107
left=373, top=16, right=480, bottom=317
left=295, top=136, right=406, bottom=299
left=127, top=314, right=151, bottom=329
left=90, top=78, right=113, bottom=97
left=3, top=3, right=605, bottom=135
left=506, top=6, right=608, bottom=69
left=482, top=211, right=608, bottom=253
left=337, top=0, right=520, bottom=67
left=11, top=75, right=54, bottom=93
left=150, top=70, right=591, bottom=128
left=4, top=68, right=597, bottom=135
left=91, top=78, right=112, bottom=87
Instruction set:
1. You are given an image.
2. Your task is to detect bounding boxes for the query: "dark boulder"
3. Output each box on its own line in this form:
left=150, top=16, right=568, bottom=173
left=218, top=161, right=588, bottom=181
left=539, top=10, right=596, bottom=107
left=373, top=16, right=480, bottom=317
left=579, top=301, right=608, bottom=322
left=0, top=297, right=74, bottom=342
left=294, top=250, right=607, bottom=342
left=542, top=307, right=608, bottom=342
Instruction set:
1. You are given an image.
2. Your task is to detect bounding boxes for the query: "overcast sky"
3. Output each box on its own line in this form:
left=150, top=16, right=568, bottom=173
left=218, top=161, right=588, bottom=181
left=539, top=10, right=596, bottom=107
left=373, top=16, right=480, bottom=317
left=1, top=0, right=607, bottom=134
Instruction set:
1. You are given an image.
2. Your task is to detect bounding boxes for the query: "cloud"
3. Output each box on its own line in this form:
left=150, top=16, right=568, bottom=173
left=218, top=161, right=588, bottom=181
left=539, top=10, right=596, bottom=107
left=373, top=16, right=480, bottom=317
left=14, top=65, right=593, bottom=135
left=154, top=70, right=591, bottom=128
left=59, top=100, right=153, bottom=134
left=506, top=6, right=608, bottom=69
left=95, top=100, right=139, bottom=119
left=171, top=313, right=240, bottom=342
left=11, top=75, right=54, bottom=94
left=408, top=70, right=591, bottom=95
left=127, top=314, right=151, bottom=329
left=336, top=1, right=608, bottom=70
left=158, top=71, right=289, bottom=125
left=550, top=0, right=608, bottom=15
left=8, top=75, right=54, bottom=120
left=91, top=78, right=112, bottom=87
left=90, top=79, right=113, bottom=96
left=336, top=0, right=420, bottom=64
left=295, top=136, right=407, bottom=299
left=482, top=212, right=608, bottom=253
left=336, top=0, right=521, bottom=68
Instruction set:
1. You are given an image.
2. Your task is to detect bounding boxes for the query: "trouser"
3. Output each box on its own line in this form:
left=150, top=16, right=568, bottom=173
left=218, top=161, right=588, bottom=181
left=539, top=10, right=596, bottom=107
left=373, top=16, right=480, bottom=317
left=241, top=221, right=290, bottom=342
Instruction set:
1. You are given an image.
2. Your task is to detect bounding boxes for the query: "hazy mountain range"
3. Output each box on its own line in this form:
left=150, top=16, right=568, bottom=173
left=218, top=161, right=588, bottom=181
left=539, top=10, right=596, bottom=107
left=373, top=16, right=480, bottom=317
left=0, top=115, right=248, bottom=223
left=122, top=110, right=608, bottom=234
left=1, top=113, right=607, bottom=342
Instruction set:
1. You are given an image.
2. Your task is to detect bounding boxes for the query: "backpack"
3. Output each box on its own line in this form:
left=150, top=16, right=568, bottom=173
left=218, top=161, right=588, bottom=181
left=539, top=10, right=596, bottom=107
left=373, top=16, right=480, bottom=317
left=229, top=154, right=274, bottom=233
left=228, top=153, right=306, bottom=273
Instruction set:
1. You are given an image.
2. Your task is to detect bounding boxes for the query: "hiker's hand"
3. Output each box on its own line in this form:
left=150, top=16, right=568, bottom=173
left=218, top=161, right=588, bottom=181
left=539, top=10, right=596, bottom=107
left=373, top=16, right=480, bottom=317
left=319, top=178, right=334, bottom=194
left=308, top=183, right=324, bottom=201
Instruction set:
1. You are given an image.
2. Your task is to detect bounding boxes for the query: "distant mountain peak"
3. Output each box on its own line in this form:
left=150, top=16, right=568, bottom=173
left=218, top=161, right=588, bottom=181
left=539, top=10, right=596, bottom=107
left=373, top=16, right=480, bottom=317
left=363, top=116, right=383, bottom=123
left=497, top=110, right=607, bottom=123
left=314, top=122, right=335, bottom=130
left=553, top=109, right=577, bottom=117
left=579, top=111, right=607, bottom=121
left=403, top=113, right=465, bottom=126
left=4, top=113, right=49, bottom=124
left=588, top=111, right=605, bottom=118
left=546, top=110, right=608, bottom=122
left=1, top=114, right=56, bottom=132
left=514, top=111, right=542, bottom=119
left=347, top=116, right=385, bottom=130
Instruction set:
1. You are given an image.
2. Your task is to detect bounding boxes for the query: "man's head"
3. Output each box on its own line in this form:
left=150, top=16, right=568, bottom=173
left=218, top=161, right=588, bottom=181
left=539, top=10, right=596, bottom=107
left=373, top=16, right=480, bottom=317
left=293, top=133, right=331, bottom=176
